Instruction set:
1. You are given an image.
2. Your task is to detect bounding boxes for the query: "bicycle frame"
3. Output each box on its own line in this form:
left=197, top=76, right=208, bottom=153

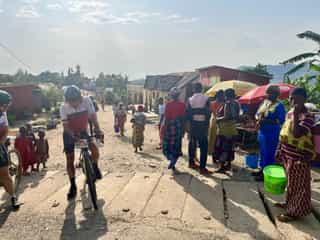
left=75, top=137, right=98, bottom=210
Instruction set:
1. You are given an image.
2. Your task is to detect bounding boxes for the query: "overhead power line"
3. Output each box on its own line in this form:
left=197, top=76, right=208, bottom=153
left=0, top=41, right=33, bottom=72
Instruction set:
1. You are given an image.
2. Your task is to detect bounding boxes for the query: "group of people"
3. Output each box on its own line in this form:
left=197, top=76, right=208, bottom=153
left=0, top=85, right=104, bottom=209
left=160, top=83, right=240, bottom=175
left=157, top=83, right=320, bottom=223
left=0, top=82, right=319, bottom=223
left=15, top=124, right=49, bottom=175
left=0, top=92, right=49, bottom=210
left=112, top=102, right=147, bottom=153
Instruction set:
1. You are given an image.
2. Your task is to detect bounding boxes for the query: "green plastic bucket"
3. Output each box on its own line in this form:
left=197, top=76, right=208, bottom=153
left=263, top=165, right=287, bottom=195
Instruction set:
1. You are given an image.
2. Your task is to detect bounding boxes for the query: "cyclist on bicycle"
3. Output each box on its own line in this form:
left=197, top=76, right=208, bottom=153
left=60, top=86, right=103, bottom=200
left=0, top=90, right=19, bottom=210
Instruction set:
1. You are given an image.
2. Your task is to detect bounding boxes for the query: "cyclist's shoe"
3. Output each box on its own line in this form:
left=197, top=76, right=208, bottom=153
left=93, top=165, right=102, bottom=180
left=11, top=196, right=20, bottom=211
left=67, top=186, right=77, bottom=200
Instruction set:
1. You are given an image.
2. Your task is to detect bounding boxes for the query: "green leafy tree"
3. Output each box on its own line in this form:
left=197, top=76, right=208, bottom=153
left=241, top=63, right=272, bottom=76
left=282, top=31, right=320, bottom=106
left=42, top=86, right=64, bottom=110
left=104, top=91, right=115, bottom=104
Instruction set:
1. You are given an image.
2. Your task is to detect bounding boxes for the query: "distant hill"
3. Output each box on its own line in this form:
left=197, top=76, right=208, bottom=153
left=239, top=64, right=310, bottom=83
left=129, top=79, right=145, bottom=85
left=266, top=64, right=311, bottom=83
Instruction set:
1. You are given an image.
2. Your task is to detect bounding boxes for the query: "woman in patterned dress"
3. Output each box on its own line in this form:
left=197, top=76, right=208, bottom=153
left=214, top=89, right=240, bottom=173
left=276, top=88, right=315, bottom=222
left=131, top=105, right=146, bottom=152
left=162, top=88, right=186, bottom=171
left=115, top=103, right=127, bottom=136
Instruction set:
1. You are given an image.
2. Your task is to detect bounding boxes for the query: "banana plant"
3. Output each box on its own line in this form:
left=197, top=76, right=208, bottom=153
left=281, top=31, right=320, bottom=107
left=282, top=31, right=320, bottom=80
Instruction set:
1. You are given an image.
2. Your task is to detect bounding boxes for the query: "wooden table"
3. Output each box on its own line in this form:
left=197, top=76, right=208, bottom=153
left=236, top=126, right=259, bottom=154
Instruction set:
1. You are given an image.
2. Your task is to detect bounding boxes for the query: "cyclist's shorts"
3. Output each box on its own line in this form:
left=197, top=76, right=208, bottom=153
left=63, top=132, right=90, bottom=154
left=0, top=144, right=9, bottom=168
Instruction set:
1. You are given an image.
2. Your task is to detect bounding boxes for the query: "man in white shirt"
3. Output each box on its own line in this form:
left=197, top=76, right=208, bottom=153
left=60, top=85, right=103, bottom=200
left=187, top=83, right=211, bottom=175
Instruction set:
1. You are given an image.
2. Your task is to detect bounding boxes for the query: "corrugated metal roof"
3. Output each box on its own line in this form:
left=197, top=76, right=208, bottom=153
left=196, top=65, right=272, bottom=79
left=144, top=74, right=183, bottom=91
left=175, top=72, right=200, bottom=89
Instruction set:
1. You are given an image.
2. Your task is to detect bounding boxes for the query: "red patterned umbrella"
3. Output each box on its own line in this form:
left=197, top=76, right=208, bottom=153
left=239, top=83, right=296, bottom=105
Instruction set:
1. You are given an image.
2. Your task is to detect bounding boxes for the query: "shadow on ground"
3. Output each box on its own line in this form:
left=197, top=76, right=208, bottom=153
left=16, top=170, right=48, bottom=197
left=172, top=171, right=275, bottom=239
left=60, top=186, right=108, bottom=240
left=0, top=170, right=47, bottom=228
left=137, top=152, right=163, bottom=162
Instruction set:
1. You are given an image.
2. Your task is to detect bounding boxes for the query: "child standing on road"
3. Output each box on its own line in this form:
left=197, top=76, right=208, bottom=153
left=15, top=127, right=33, bottom=175
left=35, top=130, right=49, bottom=171
left=26, top=123, right=37, bottom=171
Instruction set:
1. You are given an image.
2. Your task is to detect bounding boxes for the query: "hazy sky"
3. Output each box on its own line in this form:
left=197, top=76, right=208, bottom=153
left=0, top=0, right=319, bottom=79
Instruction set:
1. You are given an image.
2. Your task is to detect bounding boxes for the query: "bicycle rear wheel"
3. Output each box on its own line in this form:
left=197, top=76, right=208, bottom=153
left=82, top=151, right=98, bottom=210
left=8, top=149, right=22, bottom=194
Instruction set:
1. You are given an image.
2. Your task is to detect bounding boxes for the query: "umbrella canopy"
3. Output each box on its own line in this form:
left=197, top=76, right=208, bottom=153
left=205, top=80, right=257, bottom=97
left=239, top=83, right=296, bottom=105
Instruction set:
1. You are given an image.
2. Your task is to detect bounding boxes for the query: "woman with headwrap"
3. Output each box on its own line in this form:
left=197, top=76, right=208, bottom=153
left=162, top=87, right=186, bottom=171
left=115, top=103, right=127, bottom=136
left=131, top=105, right=146, bottom=152
left=275, top=88, right=315, bottom=222
left=254, top=85, right=286, bottom=181
left=215, top=88, right=240, bottom=173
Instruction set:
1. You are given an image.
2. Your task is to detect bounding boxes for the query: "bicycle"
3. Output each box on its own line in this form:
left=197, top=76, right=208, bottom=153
left=76, top=134, right=103, bottom=210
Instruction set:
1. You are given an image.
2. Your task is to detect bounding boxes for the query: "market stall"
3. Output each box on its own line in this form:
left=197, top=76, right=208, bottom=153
left=236, top=83, right=295, bottom=162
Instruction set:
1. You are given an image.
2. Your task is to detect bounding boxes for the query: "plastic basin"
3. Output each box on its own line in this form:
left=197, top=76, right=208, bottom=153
left=245, top=154, right=259, bottom=169
left=263, top=165, right=287, bottom=195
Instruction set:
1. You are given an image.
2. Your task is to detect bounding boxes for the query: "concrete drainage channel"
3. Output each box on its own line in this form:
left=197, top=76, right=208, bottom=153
left=221, top=181, right=229, bottom=226
left=311, top=207, right=320, bottom=222
left=221, top=179, right=288, bottom=239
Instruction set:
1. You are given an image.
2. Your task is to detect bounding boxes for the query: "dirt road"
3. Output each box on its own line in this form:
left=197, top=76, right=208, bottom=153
left=0, top=106, right=319, bottom=240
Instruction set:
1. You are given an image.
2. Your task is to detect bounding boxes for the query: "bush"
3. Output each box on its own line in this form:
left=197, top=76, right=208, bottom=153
left=42, top=86, right=64, bottom=110
left=104, top=91, right=115, bottom=104
left=51, top=106, right=61, bottom=118
left=7, top=114, right=16, bottom=125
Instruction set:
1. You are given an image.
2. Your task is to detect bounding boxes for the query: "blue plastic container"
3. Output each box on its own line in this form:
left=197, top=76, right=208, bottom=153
left=245, top=154, right=259, bottom=169
left=311, top=161, right=320, bottom=168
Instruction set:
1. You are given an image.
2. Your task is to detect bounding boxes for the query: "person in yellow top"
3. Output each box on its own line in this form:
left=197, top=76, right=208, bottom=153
left=275, top=87, right=315, bottom=222
left=215, top=89, right=240, bottom=173
left=208, top=90, right=225, bottom=164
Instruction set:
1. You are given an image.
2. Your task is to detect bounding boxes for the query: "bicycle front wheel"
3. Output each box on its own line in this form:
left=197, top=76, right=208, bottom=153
left=8, top=149, right=22, bottom=194
left=82, top=151, right=98, bottom=210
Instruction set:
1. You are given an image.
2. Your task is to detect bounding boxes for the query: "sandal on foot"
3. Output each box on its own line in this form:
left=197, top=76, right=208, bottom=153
left=277, top=214, right=297, bottom=222
left=274, top=202, right=286, bottom=209
left=215, top=167, right=226, bottom=174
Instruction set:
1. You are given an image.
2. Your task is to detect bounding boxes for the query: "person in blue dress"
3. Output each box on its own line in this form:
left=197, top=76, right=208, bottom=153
left=254, top=85, right=286, bottom=181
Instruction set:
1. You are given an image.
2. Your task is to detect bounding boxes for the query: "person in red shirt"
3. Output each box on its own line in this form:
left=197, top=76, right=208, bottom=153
left=162, top=88, right=186, bottom=171
left=25, top=123, right=37, bottom=171
left=15, top=127, right=34, bottom=175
